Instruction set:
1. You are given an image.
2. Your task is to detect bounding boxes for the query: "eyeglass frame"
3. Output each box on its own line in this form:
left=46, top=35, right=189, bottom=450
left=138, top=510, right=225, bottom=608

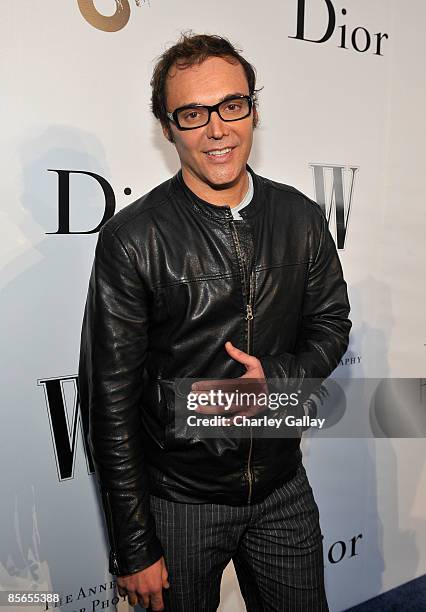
left=166, top=94, right=254, bottom=131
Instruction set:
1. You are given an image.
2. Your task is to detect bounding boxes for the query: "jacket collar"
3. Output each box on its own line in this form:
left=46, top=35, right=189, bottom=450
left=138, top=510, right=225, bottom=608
left=171, top=164, right=265, bottom=222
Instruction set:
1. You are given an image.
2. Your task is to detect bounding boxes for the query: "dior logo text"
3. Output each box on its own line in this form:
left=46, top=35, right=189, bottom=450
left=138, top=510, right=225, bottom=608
left=290, top=0, right=389, bottom=56
left=47, top=169, right=117, bottom=234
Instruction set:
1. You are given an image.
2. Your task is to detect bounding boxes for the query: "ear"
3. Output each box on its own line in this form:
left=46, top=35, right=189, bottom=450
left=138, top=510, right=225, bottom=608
left=161, top=122, right=175, bottom=144
left=253, top=105, right=259, bottom=129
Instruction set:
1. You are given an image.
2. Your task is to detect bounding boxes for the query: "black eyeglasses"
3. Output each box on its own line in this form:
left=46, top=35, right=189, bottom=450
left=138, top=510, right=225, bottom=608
left=166, top=95, right=253, bottom=130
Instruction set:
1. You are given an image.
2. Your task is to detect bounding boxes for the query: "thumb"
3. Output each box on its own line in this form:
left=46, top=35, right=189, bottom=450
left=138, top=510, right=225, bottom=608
left=161, top=559, right=170, bottom=589
left=225, top=341, right=253, bottom=368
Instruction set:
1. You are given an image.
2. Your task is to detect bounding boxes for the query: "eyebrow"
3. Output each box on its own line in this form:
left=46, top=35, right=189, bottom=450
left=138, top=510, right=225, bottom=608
left=179, top=92, right=248, bottom=107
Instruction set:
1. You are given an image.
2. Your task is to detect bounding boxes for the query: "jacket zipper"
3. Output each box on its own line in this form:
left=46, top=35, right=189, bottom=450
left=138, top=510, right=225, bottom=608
left=245, top=270, right=255, bottom=504
left=104, top=490, right=120, bottom=574
left=230, top=221, right=248, bottom=296
left=230, top=220, right=255, bottom=504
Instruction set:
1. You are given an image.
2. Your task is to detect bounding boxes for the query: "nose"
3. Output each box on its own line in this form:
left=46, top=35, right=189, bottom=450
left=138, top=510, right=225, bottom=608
left=205, top=110, right=230, bottom=140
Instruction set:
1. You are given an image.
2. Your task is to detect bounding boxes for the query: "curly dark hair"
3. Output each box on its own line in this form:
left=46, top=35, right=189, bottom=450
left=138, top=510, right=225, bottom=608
left=150, top=32, right=261, bottom=141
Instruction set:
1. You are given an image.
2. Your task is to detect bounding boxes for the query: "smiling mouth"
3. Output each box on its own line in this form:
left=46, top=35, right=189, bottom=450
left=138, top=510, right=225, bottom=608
left=204, top=147, right=234, bottom=157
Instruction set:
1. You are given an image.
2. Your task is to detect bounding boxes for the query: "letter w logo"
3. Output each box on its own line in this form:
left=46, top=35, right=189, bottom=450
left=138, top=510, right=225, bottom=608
left=38, top=376, right=94, bottom=481
left=310, top=164, right=358, bottom=249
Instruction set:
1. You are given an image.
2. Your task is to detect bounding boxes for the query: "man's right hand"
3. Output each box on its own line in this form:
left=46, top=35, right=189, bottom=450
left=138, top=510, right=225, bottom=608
left=116, top=556, right=170, bottom=610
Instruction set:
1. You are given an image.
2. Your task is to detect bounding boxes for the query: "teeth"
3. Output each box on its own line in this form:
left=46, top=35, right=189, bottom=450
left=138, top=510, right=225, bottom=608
left=206, top=148, right=232, bottom=156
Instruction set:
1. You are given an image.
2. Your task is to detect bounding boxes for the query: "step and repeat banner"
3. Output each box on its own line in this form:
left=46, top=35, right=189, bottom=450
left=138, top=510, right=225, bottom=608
left=1, top=1, right=425, bottom=611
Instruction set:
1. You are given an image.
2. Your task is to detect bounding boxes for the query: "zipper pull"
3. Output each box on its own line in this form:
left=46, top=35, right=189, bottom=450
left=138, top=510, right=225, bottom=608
left=246, top=304, right=253, bottom=320
left=110, top=550, right=120, bottom=575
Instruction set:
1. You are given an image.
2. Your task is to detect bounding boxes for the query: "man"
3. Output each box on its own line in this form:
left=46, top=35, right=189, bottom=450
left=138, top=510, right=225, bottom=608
left=78, top=33, right=351, bottom=612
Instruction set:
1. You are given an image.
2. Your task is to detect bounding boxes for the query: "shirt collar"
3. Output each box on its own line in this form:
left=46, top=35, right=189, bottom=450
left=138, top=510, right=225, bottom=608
left=230, top=171, right=253, bottom=220
left=172, top=164, right=264, bottom=222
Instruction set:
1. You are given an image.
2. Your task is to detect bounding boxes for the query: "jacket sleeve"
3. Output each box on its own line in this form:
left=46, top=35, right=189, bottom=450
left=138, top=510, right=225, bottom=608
left=78, top=223, right=164, bottom=576
left=259, top=206, right=351, bottom=386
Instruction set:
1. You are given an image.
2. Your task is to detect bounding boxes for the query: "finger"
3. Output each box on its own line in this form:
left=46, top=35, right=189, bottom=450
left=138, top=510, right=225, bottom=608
left=127, top=590, right=139, bottom=607
left=150, top=592, right=165, bottom=611
left=117, top=585, right=127, bottom=597
left=161, top=566, right=170, bottom=589
left=236, top=377, right=269, bottom=397
left=195, top=404, right=227, bottom=414
left=191, top=379, right=223, bottom=392
left=232, top=377, right=267, bottom=392
left=137, top=592, right=150, bottom=609
left=225, top=341, right=257, bottom=369
left=192, top=378, right=249, bottom=393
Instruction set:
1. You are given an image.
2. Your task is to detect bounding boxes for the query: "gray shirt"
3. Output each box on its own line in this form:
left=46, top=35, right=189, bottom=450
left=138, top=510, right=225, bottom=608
left=230, top=171, right=253, bottom=220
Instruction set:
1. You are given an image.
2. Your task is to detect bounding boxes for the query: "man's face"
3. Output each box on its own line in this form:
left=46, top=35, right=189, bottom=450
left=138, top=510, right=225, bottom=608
left=163, top=56, right=257, bottom=195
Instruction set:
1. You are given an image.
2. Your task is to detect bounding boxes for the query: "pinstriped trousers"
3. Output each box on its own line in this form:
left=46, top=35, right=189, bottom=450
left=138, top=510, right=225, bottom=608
left=148, top=462, right=329, bottom=612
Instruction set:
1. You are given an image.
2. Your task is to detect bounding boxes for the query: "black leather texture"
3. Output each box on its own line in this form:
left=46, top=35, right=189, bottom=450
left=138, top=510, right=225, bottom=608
left=78, top=165, right=351, bottom=575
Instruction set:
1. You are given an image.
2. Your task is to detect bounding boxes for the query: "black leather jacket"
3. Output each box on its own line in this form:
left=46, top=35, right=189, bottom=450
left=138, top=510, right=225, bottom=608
left=78, top=165, right=351, bottom=576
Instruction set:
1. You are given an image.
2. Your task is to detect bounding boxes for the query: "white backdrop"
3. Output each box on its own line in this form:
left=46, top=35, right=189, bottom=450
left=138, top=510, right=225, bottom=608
left=1, top=1, right=425, bottom=611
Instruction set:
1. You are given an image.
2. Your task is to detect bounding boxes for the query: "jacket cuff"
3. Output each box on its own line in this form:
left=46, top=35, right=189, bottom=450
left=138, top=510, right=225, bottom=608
left=108, top=537, right=164, bottom=577
left=101, top=486, right=164, bottom=577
